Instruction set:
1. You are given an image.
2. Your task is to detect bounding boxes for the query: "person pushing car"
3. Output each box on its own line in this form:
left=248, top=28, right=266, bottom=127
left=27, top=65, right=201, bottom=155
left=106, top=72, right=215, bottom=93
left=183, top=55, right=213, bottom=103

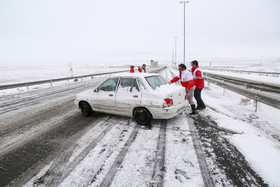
left=191, top=60, right=206, bottom=110
left=169, top=64, right=196, bottom=115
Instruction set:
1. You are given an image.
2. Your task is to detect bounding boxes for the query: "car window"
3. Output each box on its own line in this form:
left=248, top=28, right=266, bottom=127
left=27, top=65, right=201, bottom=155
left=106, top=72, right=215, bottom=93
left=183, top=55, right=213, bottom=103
left=145, top=75, right=168, bottom=90
left=138, top=80, right=147, bottom=91
left=98, top=78, right=119, bottom=92
left=118, top=78, right=140, bottom=92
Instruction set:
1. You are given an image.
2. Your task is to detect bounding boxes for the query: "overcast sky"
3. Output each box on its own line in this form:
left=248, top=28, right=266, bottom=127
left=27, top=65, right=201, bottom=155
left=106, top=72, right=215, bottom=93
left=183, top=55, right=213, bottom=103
left=0, top=0, right=279, bottom=66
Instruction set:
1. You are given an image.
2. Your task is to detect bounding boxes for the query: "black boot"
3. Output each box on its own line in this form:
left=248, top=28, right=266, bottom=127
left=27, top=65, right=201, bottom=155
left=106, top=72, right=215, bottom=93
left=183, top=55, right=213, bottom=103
left=189, top=105, right=196, bottom=115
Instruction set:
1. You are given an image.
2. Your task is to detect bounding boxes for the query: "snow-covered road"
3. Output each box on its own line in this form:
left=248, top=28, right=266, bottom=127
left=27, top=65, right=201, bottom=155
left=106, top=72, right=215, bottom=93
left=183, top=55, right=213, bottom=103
left=0, top=66, right=279, bottom=186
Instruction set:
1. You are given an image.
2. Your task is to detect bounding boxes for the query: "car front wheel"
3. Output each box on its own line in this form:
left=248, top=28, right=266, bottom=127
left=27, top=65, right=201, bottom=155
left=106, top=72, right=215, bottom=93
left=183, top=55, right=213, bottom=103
left=133, top=108, right=152, bottom=126
left=80, top=102, right=92, bottom=117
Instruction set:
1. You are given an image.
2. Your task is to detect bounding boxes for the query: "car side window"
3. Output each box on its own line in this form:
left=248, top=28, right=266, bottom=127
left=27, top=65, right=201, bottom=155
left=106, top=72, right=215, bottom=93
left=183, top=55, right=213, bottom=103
left=118, top=78, right=140, bottom=92
left=98, top=78, right=119, bottom=92
left=138, top=79, right=147, bottom=91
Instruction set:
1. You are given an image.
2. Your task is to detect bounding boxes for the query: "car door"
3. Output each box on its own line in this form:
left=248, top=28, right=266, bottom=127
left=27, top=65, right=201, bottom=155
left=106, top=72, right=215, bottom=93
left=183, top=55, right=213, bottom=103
left=90, top=77, right=119, bottom=114
left=115, top=78, right=141, bottom=116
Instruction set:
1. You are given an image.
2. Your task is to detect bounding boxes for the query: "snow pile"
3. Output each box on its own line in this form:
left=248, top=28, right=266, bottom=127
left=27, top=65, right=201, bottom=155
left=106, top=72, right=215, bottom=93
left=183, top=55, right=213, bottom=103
left=202, top=79, right=280, bottom=186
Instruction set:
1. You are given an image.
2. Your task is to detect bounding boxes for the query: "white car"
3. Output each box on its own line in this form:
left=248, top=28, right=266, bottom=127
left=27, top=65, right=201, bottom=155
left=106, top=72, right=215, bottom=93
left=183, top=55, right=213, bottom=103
left=74, top=73, right=187, bottom=126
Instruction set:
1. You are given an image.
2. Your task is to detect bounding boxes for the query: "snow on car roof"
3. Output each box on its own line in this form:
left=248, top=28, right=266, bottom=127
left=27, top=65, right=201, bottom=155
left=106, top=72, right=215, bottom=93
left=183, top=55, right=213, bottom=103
left=111, top=72, right=160, bottom=78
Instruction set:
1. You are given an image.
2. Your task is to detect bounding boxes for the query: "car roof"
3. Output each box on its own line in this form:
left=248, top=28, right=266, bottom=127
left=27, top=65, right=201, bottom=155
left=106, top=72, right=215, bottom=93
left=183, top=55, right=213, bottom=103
left=110, top=72, right=160, bottom=79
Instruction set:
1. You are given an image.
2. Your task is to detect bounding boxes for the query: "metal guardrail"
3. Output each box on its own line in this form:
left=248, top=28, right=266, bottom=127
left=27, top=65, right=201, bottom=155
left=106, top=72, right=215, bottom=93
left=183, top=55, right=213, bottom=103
left=203, top=68, right=280, bottom=76
left=170, top=67, right=279, bottom=110
left=0, top=66, right=167, bottom=91
left=204, top=76, right=280, bottom=110
left=205, top=72, right=280, bottom=94
left=0, top=70, right=128, bottom=91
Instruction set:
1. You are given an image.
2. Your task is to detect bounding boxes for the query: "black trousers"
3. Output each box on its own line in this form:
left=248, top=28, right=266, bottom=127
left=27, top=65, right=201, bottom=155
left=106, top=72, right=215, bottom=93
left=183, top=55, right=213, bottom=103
left=194, top=88, right=206, bottom=108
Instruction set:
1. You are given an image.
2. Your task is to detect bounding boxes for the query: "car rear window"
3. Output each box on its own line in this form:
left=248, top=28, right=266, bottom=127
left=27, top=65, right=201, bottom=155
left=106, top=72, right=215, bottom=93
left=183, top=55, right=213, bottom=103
left=145, top=75, right=168, bottom=90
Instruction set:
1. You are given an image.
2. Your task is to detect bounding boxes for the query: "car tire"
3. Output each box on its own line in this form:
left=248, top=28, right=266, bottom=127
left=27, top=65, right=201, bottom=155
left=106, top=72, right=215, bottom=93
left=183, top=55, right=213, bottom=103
left=133, top=108, right=152, bottom=126
left=80, top=102, right=93, bottom=117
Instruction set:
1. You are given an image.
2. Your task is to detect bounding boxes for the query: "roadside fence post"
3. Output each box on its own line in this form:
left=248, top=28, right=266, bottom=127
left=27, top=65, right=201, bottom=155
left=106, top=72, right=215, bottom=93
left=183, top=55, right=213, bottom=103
left=254, top=95, right=259, bottom=112
left=205, top=73, right=210, bottom=88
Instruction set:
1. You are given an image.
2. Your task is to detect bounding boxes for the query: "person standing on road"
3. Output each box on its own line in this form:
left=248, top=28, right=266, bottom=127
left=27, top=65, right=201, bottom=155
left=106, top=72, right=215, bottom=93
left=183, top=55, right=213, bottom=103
left=130, top=66, right=135, bottom=73
left=169, top=64, right=196, bottom=115
left=141, top=64, right=146, bottom=73
left=191, top=60, right=206, bottom=110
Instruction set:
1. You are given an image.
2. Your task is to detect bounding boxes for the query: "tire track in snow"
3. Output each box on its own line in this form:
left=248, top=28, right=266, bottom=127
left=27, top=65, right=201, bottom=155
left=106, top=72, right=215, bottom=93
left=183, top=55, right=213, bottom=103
left=149, top=120, right=167, bottom=187
left=0, top=112, right=100, bottom=187
left=170, top=67, right=215, bottom=186
left=86, top=119, right=133, bottom=186
left=32, top=116, right=117, bottom=186
left=0, top=97, right=74, bottom=137
left=0, top=85, right=84, bottom=114
left=186, top=116, right=215, bottom=187
left=189, top=114, right=268, bottom=186
left=107, top=121, right=161, bottom=186
left=99, top=121, right=140, bottom=187
left=0, top=81, right=99, bottom=115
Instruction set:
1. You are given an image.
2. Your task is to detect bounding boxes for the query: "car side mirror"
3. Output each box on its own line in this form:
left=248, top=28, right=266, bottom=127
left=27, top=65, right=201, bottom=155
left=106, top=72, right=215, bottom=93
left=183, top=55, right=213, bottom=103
left=94, top=88, right=98, bottom=92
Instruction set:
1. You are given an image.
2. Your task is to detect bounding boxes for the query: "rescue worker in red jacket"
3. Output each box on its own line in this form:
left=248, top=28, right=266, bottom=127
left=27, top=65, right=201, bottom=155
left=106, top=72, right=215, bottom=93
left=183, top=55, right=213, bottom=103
left=169, top=64, right=196, bottom=115
left=141, top=64, right=146, bottom=73
left=130, top=66, right=134, bottom=73
left=191, top=60, right=206, bottom=110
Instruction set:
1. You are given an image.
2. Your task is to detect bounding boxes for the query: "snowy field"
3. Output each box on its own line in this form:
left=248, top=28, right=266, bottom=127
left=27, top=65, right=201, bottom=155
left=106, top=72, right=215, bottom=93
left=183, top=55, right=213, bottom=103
left=200, top=59, right=280, bottom=72
left=0, top=63, right=129, bottom=85
left=1, top=62, right=280, bottom=186
left=203, top=70, right=280, bottom=86
left=0, top=63, right=134, bottom=96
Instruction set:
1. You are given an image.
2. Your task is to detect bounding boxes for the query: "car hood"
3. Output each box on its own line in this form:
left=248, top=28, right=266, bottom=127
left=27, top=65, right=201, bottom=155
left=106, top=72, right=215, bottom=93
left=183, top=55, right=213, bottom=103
left=76, top=89, right=93, bottom=100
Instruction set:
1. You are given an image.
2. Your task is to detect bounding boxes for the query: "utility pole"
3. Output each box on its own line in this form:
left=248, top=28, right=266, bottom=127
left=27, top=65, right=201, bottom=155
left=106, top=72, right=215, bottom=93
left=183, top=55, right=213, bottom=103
left=174, top=36, right=178, bottom=66
left=180, top=1, right=189, bottom=65
left=172, top=47, right=174, bottom=66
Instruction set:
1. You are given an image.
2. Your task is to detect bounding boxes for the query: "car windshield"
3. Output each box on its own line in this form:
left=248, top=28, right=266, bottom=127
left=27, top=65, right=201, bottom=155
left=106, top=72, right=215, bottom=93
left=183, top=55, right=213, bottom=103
left=98, top=78, right=119, bottom=92
left=145, top=75, right=168, bottom=90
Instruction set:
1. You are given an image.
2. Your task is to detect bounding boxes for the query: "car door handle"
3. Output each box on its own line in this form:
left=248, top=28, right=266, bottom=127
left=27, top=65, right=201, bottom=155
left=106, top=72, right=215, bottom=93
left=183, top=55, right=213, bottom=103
left=109, top=94, right=114, bottom=96
left=133, top=95, right=138, bottom=98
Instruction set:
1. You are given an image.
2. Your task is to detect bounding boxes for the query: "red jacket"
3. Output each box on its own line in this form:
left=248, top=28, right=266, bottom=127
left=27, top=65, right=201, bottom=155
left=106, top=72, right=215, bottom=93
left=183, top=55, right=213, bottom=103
left=191, top=66, right=204, bottom=89
left=170, top=71, right=194, bottom=90
left=142, top=67, right=146, bottom=73
left=130, top=66, right=134, bottom=73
